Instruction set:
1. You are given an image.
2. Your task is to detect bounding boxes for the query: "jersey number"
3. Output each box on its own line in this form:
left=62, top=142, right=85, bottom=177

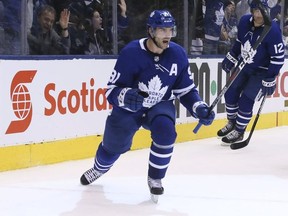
left=109, top=70, right=120, bottom=84
left=274, top=43, right=284, bottom=54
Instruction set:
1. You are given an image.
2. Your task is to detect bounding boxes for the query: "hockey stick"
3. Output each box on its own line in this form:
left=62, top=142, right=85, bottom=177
left=193, top=1, right=272, bottom=134
left=230, top=94, right=267, bottom=150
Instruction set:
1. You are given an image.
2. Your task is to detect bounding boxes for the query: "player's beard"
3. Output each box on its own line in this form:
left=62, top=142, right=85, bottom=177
left=153, top=37, right=170, bottom=50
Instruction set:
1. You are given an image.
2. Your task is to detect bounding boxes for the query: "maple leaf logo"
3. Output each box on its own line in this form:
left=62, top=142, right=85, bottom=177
left=215, top=7, right=224, bottom=26
left=138, top=75, right=168, bottom=108
left=241, top=40, right=256, bottom=64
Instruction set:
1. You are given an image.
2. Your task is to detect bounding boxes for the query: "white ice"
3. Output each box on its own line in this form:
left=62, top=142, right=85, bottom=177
left=1, top=126, right=288, bottom=216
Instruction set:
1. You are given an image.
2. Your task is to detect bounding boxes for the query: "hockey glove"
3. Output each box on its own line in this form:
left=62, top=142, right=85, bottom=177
left=262, top=77, right=276, bottom=96
left=222, top=51, right=238, bottom=73
left=193, top=101, right=215, bottom=126
left=118, top=88, right=149, bottom=112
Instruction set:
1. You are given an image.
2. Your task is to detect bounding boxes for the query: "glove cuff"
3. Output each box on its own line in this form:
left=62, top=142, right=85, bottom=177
left=262, top=78, right=276, bottom=87
left=192, top=101, right=207, bottom=114
left=118, top=87, right=131, bottom=107
left=226, top=52, right=238, bottom=65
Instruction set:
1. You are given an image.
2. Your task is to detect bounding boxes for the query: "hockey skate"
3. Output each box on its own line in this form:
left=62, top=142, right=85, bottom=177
left=80, top=167, right=103, bottom=185
left=217, top=120, right=235, bottom=138
left=148, top=176, right=164, bottom=203
left=221, top=130, right=244, bottom=145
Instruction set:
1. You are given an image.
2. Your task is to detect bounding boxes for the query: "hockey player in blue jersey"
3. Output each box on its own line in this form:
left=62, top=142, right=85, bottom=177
left=80, top=10, right=215, bottom=200
left=217, top=0, right=284, bottom=145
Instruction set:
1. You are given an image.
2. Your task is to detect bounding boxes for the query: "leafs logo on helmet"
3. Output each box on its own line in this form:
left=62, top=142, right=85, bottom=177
left=147, top=10, right=175, bottom=28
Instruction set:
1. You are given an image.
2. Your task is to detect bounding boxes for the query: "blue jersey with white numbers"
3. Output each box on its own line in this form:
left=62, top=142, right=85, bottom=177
left=231, top=14, right=284, bottom=78
left=106, top=38, right=200, bottom=112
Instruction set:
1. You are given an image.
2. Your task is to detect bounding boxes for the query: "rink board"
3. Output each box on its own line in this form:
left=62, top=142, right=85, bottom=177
left=1, top=112, right=287, bottom=171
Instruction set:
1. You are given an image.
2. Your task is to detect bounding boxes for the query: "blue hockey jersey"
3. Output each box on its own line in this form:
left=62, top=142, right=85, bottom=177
left=231, top=14, right=285, bottom=78
left=203, top=0, right=225, bottom=40
left=106, top=38, right=200, bottom=112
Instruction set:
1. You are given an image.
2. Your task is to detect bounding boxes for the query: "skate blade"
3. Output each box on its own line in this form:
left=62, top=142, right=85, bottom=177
left=150, top=194, right=159, bottom=203
left=220, top=141, right=231, bottom=146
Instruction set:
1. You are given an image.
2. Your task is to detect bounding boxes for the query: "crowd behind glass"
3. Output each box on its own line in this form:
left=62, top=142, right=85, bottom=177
left=0, top=0, right=287, bottom=56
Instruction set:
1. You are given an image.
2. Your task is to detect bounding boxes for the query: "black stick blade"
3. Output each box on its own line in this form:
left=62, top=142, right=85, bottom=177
left=230, top=140, right=249, bottom=150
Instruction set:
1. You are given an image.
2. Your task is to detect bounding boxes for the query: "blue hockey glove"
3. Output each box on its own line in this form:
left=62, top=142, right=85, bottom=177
left=262, top=77, right=276, bottom=96
left=222, top=51, right=238, bottom=73
left=117, top=88, right=149, bottom=112
left=193, top=101, right=215, bottom=126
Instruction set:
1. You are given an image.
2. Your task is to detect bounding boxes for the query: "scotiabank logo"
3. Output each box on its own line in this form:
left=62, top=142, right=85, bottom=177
left=6, top=70, right=37, bottom=134
left=44, top=78, right=111, bottom=115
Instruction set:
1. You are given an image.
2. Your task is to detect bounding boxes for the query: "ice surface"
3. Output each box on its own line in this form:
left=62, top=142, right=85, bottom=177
left=1, top=127, right=288, bottom=216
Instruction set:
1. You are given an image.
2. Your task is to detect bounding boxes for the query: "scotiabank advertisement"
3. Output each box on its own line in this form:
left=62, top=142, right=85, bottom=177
left=0, top=58, right=288, bottom=146
left=0, top=59, right=113, bottom=146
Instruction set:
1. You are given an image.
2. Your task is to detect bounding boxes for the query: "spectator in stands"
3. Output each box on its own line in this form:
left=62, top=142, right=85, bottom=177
left=84, top=8, right=112, bottom=55
left=270, top=0, right=281, bottom=25
left=27, top=5, right=71, bottom=55
left=190, top=0, right=204, bottom=55
left=284, top=17, right=288, bottom=37
left=113, top=0, right=129, bottom=51
left=68, top=0, right=128, bottom=54
left=202, top=0, right=225, bottom=54
left=235, top=0, right=250, bottom=18
left=68, top=1, right=91, bottom=54
left=0, top=1, right=5, bottom=54
left=87, top=0, right=129, bottom=53
left=218, top=0, right=238, bottom=54
left=0, top=0, right=21, bottom=54
left=283, top=17, right=288, bottom=55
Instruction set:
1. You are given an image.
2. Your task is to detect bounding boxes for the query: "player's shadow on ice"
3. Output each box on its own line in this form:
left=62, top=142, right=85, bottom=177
left=60, top=182, right=188, bottom=216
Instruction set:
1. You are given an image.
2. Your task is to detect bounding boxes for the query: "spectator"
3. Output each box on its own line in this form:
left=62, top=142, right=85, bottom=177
left=68, top=1, right=91, bottom=54
left=202, top=0, right=225, bottom=54
left=1, top=0, right=21, bottom=54
left=84, top=9, right=112, bottom=55
left=68, top=0, right=128, bottom=54
left=235, top=0, right=250, bottom=18
left=27, top=5, right=71, bottom=55
left=270, top=0, right=281, bottom=25
left=218, top=0, right=238, bottom=54
left=283, top=17, right=288, bottom=55
left=284, top=17, right=288, bottom=37
left=93, top=0, right=129, bottom=53
left=0, top=1, right=4, bottom=54
left=29, top=0, right=55, bottom=33
left=190, top=0, right=204, bottom=55
left=113, top=0, right=129, bottom=51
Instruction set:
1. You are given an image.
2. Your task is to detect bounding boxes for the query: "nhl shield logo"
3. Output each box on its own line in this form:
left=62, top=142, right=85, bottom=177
left=154, top=56, right=159, bottom=62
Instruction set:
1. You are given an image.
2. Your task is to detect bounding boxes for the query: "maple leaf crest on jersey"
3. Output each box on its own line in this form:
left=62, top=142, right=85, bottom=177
left=241, top=40, right=257, bottom=64
left=138, top=75, right=168, bottom=108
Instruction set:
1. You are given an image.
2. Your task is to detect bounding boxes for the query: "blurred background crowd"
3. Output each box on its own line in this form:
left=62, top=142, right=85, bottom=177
left=0, top=0, right=287, bottom=56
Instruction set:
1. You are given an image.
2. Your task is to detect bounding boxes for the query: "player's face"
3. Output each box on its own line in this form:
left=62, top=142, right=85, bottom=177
left=152, top=27, right=175, bottom=49
left=252, top=9, right=264, bottom=26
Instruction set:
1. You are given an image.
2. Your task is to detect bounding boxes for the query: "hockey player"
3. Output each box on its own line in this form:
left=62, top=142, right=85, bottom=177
left=80, top=10, right=215, bottom=201
left=217, top=0, right=284, bottom=145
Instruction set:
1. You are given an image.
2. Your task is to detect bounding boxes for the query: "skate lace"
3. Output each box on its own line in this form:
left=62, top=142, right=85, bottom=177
left=148, top=177, right=162, bottom=188
left=84, top=168, right=102, bottom=182
left=226, top=130, right=240, bottom=139
left=221, top=121, right=234, bottom=132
